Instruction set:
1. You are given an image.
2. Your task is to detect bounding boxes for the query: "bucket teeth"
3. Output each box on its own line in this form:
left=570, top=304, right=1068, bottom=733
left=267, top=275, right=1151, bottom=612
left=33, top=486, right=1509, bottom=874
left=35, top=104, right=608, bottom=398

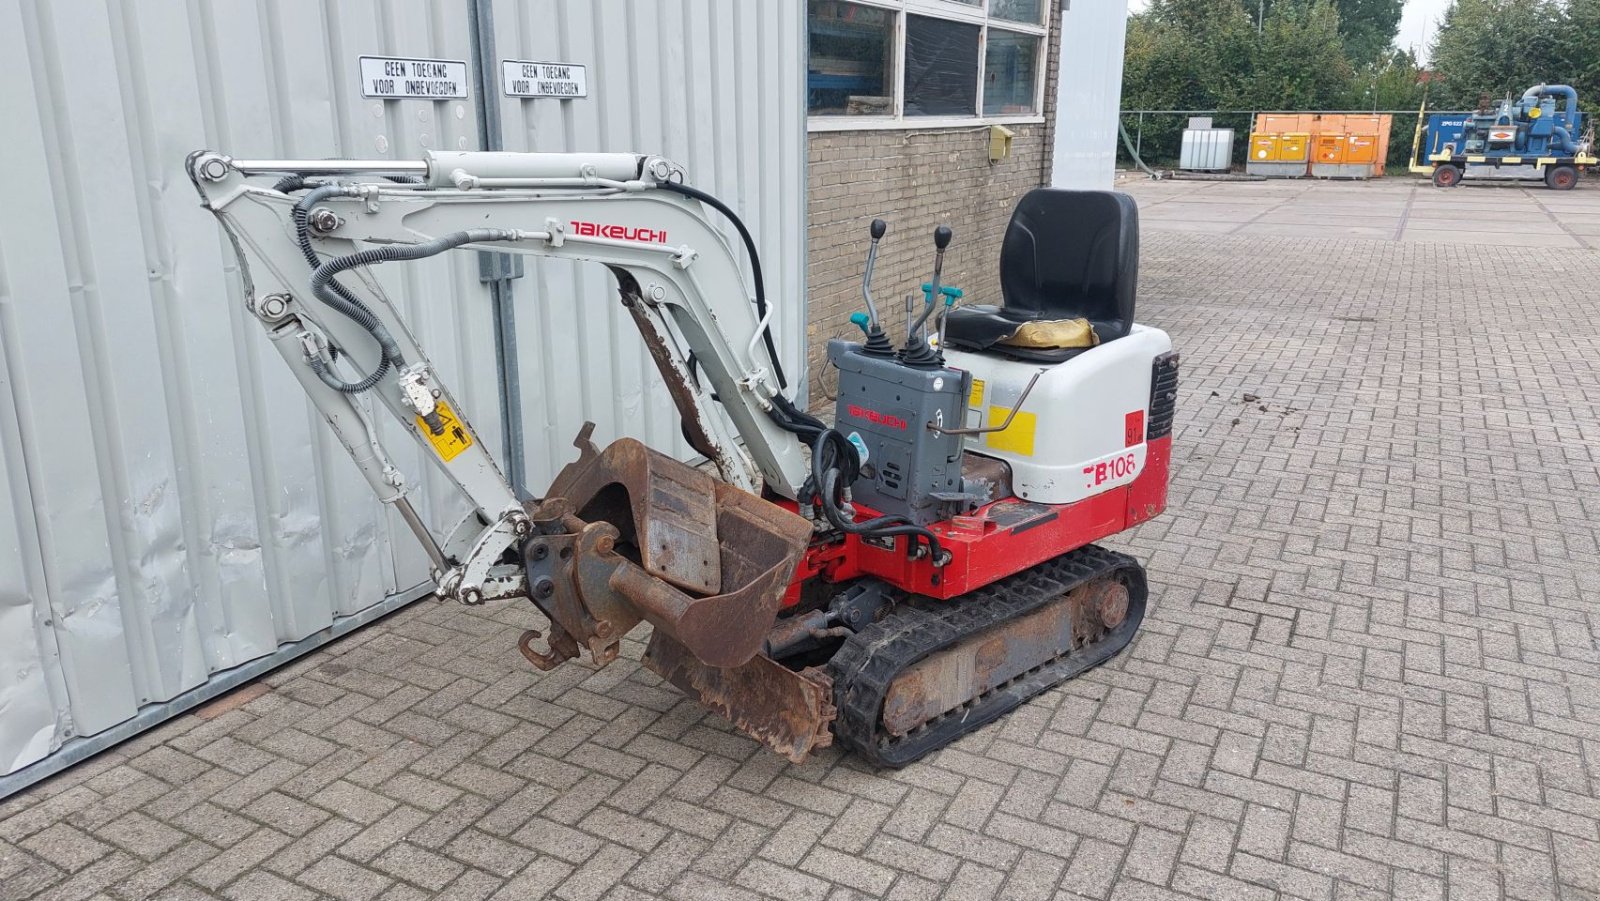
left=644, top=632, right=837, bottom=764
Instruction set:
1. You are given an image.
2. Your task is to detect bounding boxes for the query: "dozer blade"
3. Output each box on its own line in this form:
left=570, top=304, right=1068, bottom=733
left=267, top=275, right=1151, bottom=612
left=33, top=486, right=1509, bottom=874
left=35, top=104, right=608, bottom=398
left=520, top=425, right=812, bottom=673
left=644, top=632, right=835, bottom=764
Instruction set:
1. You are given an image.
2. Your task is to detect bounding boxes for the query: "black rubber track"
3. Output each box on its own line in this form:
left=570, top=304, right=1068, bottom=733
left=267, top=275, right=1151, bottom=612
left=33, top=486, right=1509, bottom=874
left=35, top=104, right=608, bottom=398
left=828, top=544, right=1147, bottom=768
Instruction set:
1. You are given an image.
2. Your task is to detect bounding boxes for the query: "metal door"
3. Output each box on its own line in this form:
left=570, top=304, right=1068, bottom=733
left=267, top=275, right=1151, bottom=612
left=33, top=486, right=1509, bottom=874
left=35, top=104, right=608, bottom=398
left=0, top=0, right=494, bottom=790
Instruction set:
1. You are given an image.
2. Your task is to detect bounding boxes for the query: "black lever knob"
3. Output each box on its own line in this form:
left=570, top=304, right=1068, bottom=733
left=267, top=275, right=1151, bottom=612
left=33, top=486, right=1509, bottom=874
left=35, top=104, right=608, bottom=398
left=870, top=218, right=887, bottom=240
left=933, top=225, right=952, bottom=250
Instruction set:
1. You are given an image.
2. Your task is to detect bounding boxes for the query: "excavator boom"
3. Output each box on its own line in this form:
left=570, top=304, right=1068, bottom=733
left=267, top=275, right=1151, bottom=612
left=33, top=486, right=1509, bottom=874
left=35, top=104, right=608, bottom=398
left=188, top=150, right=817, bottom=702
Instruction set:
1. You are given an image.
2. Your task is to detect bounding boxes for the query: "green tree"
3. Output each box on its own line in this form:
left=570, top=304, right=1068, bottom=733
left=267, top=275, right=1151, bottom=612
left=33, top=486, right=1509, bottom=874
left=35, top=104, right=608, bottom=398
left=1553, top=0, right=1600, bottom=109
left=1248, top=0, right=1356, bottom=110
left=1354, top=49, right=1427, bottom=112
left=1121, top=0, right=1357, bottom=163
left=1332, top=0, right=1405, bottom=66
left=1241, top=0, right=1402, bottom=62
left=1125, top=0, right=1354, bottom=111
left=1427, top=0, right=1565, bottom=109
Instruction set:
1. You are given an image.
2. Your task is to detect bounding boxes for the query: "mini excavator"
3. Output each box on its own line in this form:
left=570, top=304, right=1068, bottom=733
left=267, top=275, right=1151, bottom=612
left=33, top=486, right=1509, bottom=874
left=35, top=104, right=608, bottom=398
left=188, top=149, right=1176, bottom=767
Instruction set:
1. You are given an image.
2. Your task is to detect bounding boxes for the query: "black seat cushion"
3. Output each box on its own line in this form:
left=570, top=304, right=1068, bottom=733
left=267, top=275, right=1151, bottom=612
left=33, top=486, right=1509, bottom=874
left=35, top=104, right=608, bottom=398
left=945, top=189, right=1139, bottom=358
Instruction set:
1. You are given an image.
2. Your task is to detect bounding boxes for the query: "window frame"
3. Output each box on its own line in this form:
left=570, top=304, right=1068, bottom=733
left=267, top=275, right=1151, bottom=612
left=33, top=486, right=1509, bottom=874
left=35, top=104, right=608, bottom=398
left=807, top=0, right=1052, bottom=132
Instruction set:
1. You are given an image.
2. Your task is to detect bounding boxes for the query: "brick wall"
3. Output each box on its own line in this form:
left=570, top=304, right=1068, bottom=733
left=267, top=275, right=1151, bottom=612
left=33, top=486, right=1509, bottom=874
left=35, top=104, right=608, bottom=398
left=803, top=16, right=1063, bottom=406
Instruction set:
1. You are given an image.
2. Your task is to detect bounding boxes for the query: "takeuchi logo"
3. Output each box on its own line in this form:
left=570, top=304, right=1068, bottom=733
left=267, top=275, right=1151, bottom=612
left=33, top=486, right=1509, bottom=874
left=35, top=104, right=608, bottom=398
left=847, top=404, right=908, bottom=430
left=570, top=220, right=667, bottom=243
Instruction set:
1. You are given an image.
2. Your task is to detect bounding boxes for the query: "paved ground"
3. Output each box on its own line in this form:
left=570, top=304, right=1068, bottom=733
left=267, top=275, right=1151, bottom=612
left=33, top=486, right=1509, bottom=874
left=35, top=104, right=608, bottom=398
left=4, top=175, right=1600, bottom=901
left=1129, top=172, right=1600, bottom=247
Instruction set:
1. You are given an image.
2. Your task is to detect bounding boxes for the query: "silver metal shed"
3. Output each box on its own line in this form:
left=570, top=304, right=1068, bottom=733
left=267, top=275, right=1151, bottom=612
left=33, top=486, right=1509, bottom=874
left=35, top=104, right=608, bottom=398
left=0, top=0, right=805, bottom=796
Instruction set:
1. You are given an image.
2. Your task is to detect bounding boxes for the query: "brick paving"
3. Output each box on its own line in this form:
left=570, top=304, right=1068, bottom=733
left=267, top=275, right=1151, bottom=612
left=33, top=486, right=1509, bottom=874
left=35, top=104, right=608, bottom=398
left=4, top=179, right=1600, bottom=900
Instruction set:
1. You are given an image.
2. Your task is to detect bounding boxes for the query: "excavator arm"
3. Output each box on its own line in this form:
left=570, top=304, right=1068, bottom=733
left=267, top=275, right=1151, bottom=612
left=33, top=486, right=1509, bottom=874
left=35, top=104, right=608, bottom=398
left=188, top=150, right=816, bottom=689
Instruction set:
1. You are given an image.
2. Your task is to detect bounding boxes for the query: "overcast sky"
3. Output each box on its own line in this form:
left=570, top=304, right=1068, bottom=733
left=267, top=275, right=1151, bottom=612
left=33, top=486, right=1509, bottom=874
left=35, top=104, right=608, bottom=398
left=1395, top=0, right=1452, bottom=61
left=1124, top=0, right=1455, bottom=62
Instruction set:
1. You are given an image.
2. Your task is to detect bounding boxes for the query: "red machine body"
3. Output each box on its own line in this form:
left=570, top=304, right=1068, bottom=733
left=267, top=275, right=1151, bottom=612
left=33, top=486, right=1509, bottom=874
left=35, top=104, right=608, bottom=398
left=782, top=433, right=1171, bottom=604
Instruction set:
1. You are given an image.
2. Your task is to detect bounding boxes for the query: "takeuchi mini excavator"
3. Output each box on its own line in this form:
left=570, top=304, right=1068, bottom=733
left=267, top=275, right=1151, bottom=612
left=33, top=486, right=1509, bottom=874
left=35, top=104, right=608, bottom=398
left=188, top=149, right=1177, bottom=766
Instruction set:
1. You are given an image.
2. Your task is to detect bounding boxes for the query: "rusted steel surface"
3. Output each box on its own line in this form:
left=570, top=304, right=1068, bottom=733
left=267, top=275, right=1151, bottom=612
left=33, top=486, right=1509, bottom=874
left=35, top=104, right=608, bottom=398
left=621, top=292, right=721, bottom=461
left=960, top=451, right=1013, bottom=503
left=879, top=579, right=1124, bottom=737
left=546, top=428, right=724, bottom=595
left=1091, top=580, right=1129, bottom=629
left=644, top=632, right=835, bottom=764
left=521, top=425, right=812, bottom=672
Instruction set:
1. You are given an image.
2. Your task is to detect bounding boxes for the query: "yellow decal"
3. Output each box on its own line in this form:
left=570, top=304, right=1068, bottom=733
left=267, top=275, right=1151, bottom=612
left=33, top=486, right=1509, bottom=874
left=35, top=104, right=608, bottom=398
left=968, top=378, right=985, bottom=408
left=985, top=405, right=1037, bottom=457
left=417, top=399, right=473, bottom=462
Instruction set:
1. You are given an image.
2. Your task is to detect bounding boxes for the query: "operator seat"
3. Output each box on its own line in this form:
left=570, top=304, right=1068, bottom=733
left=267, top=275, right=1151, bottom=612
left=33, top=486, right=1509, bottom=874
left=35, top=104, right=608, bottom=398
left=944, top=189, right=1138, bottom=364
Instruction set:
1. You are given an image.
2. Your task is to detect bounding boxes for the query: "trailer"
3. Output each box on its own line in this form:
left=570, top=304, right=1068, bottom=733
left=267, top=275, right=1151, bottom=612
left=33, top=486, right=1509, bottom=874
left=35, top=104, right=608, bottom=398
left=1410, top=85, right=1597, bottom=189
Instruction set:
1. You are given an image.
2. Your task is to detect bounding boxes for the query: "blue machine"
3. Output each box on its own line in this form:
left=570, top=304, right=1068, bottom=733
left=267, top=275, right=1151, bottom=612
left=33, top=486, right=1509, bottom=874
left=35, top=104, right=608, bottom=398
left=1417, top=84, right=1594, bottom=189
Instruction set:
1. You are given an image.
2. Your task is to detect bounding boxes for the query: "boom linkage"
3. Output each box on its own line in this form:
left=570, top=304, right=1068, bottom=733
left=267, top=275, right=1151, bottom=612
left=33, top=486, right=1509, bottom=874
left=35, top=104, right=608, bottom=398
left=187, top=150, right=813, bottom=674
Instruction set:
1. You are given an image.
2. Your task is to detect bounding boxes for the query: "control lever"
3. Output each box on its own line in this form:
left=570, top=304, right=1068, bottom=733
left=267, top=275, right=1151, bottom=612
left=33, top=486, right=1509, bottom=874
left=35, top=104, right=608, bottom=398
left=857, top=219, right=896, bottom=356
left=861, top=219, right=887, bottom=327
left=932, top=285, right=964, bottom=355
left=902, top=226, right=953, bottom=362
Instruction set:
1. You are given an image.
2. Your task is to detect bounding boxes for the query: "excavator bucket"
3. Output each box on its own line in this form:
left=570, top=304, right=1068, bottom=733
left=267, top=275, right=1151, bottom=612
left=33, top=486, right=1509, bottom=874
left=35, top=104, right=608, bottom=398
left=644, top=631, right=835, bottom=763
left=533, top=426, right=811, bottom=667
left=518, top=426, right=832, bottom=759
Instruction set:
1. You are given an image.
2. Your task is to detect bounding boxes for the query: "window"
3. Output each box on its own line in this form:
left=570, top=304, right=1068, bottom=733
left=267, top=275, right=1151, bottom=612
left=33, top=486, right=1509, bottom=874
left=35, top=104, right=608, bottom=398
left=983, top=28, right=1038, bottom=115
left=904, top=16, right=980, bottom=116
left=807, top=1, right=895, bottom=116
left=807, top=0, right=1050, bottom=127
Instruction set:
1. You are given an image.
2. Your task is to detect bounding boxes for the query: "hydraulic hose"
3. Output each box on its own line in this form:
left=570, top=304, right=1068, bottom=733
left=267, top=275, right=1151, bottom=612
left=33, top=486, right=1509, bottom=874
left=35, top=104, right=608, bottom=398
left=818, top=469, right=944, bottom=563
left=658, top=180, right=788, bottom=390
left=307, top=229, right=519, bottom=393
left=807, top=426, right=944, bottom=562
left=292, top=185, right=395, bottom=393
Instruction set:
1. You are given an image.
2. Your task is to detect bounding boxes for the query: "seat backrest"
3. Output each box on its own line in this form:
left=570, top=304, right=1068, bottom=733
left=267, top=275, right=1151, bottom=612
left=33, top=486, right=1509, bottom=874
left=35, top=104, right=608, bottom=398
left=1000, top=189, right=1139, bottom=342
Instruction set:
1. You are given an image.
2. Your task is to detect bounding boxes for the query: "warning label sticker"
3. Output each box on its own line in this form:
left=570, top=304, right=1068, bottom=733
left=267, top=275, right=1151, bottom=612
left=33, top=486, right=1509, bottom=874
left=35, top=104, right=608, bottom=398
left=968, top=378, right=985, bottom=408
left=359, top=56, right=468, bottom=99
left=501, top=60, right=589, bottom=98
left=417, top=400, right=473, bottom=462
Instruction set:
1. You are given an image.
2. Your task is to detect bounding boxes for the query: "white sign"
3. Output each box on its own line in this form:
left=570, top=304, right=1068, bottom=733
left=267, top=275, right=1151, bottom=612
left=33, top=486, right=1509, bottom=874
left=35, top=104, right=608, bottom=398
left=359, top=56, right=468, bottom=99
left=501, top=60, right=589, bottom=99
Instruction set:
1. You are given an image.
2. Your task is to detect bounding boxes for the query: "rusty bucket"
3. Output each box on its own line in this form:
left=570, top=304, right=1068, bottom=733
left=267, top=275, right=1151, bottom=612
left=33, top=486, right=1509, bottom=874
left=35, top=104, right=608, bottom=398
left=523, top=426, right=812, bottom=672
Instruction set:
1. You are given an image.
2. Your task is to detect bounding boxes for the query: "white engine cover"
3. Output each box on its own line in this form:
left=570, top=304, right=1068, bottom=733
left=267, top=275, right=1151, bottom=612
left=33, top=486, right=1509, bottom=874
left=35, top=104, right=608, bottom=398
left=944, top=324, right=1173, bottom=504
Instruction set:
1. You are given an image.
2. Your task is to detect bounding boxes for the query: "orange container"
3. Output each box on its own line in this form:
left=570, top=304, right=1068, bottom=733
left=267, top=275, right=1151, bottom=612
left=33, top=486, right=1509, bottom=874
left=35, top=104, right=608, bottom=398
left=1344, top=133, right=1379, bottom=165
left=1280, top=133, right=1310, bottom=162
left=1314, top=134, right=1346, bottom=164
left=1372, top=116, right=1393, bottom=175
left=1252, top=114, right=1392, bottom=175
left=1254, top=113, right=1302, bottom=134
left=1308, top=113, right=1347, bottom=136
left=1342, top=115, right=1376, bottom=136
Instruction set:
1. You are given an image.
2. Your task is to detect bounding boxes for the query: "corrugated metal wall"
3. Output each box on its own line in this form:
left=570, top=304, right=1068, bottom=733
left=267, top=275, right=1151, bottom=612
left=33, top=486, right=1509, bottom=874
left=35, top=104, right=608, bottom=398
left=487, top=0, right=808, bottom=482
left=0, top=0, right=804, bottom=789
left=1051, top=0, right=1129, bottom=190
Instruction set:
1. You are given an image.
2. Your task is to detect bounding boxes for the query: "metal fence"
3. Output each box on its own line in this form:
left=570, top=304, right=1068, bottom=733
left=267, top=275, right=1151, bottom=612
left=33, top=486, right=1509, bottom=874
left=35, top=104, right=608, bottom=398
left=1119, top=109, right=1430, bottom=171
